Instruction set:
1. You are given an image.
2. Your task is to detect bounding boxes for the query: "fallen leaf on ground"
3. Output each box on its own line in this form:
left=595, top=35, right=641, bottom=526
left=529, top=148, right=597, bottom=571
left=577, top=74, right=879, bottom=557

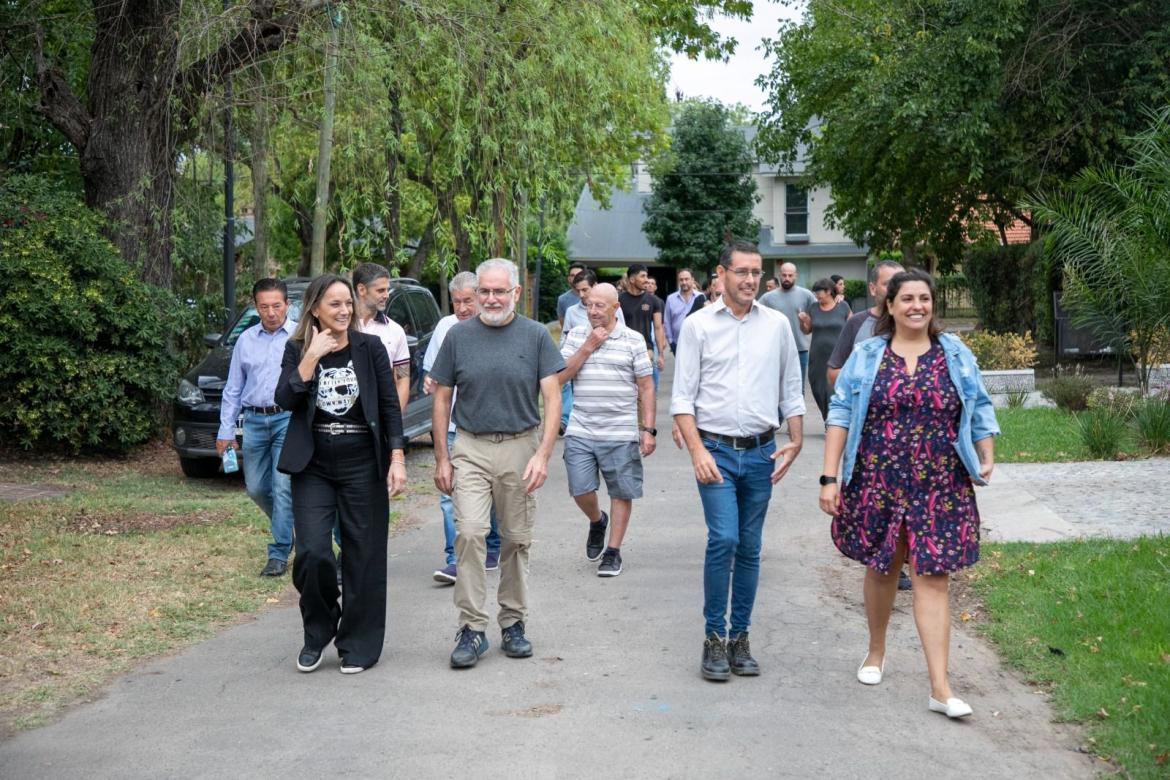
left=1096, top=708, right=1109, bottom=719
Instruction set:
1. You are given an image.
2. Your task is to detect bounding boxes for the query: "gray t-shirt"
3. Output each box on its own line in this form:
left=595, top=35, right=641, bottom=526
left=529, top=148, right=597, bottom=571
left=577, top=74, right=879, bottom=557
left=827, top=310, right=877, bottom=369
left=758, top=286, right=817, bottom=351
left=429, top=314, right=565, bottom=434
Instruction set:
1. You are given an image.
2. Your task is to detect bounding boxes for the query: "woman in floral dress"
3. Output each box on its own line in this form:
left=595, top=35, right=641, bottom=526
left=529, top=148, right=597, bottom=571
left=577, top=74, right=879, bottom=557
left=817, top=269, right=998, bottom=719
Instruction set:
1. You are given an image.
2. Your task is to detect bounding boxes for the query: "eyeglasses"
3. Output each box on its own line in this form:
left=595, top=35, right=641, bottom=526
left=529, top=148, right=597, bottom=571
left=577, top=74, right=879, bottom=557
left=728, top=268, right=763, bottom=279
left=476, top=287, right=515, bottom=298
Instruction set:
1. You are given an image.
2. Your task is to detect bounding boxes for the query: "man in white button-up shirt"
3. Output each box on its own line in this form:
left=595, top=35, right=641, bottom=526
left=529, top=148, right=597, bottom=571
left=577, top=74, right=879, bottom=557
left=671, top=240, right=805, bottom=682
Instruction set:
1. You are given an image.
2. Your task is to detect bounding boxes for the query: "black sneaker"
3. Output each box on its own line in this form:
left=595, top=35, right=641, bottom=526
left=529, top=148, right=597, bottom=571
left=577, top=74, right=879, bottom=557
left=501, top=621, right=534, bottom=658
left=260, top=558, right=287, bottom=577
left=450, top=625, right=489, bottom=669
left=586, top=511, right=609, bottom=561
left=296, top=645, right=324, bottom=673
left=728, top=632, right=760, bottom=676
left=597, top=548, right=622, bottom=577
left=701, top=633, right=730, bottom=681
left=898, top=570, right=912, bottom=591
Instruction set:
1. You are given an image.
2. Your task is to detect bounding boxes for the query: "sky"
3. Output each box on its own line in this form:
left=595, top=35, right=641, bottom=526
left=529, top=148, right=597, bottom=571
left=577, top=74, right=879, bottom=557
left=666, top=1, right=805, bottom=113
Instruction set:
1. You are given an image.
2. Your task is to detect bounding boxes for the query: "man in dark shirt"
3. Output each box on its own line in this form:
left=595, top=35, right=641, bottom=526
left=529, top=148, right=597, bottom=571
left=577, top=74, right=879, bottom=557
left=825, top=260, right=904, bottom=390
left=618, top=263, right=667, bottom=375
left=430, top=258, right=565, bottom=670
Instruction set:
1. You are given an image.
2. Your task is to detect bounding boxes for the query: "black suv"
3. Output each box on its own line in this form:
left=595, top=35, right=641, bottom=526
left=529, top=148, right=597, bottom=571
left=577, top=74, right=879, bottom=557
left=171, top=277, right=441, bottom=477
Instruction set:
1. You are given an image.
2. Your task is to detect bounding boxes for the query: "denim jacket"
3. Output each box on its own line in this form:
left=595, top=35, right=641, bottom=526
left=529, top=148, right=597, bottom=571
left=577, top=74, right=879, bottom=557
left=825, top=332, right=999, bottom=486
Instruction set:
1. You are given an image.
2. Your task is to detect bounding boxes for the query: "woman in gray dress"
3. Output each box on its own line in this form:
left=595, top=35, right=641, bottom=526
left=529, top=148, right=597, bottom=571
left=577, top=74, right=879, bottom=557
left=802, top=278, right=852, bottom=421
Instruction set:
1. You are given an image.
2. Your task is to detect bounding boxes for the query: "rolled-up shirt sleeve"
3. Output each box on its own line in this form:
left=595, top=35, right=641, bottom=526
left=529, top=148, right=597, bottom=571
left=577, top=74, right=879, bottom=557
left=670, top=317, right=701, bottom=417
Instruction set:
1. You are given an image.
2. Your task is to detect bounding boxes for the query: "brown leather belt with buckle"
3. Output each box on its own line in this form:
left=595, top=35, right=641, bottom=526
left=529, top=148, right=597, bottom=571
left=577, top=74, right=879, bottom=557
left=313, top=423, right=370, bottom=435
left=697, top=428, right=776, bottom=450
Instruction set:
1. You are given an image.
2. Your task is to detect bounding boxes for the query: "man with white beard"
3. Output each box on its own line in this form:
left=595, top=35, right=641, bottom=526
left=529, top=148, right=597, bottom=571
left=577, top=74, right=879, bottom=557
left=429, top=258, right=565, bottom=669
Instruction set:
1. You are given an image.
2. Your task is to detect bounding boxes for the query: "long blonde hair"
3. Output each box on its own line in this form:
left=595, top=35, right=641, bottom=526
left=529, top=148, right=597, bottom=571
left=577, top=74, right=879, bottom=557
left=292, top=273, right=357, bottom=356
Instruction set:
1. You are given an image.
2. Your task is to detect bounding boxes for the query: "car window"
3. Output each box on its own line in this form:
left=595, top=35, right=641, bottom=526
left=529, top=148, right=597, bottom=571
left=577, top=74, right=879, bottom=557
left=385, top=293, right=415, bottom=337
left=223, top=297, right=303, bottom=348
left=406, top=291, right=440, bottom=336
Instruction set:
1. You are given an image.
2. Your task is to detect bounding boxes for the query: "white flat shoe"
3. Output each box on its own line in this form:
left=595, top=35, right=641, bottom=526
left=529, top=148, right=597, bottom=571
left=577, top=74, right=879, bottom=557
left=929, top=696, right=973, bottom=718
left=856, top=656, right=884, bottom=685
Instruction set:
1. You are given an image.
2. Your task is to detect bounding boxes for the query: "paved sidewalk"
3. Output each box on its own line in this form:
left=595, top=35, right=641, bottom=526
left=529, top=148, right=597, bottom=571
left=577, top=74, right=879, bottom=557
left=0, top=368, right=1094, bottom=778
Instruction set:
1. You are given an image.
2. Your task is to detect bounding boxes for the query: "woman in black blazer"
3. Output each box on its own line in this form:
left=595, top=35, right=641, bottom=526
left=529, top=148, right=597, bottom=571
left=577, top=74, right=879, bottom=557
left=276, top=273, right=407, bottom=674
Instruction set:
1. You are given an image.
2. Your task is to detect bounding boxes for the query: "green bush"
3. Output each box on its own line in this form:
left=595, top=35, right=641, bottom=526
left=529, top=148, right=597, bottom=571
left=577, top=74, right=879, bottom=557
left=1135, top=397, right=1170, bottom=454
left=963, top=241, right=1042, bottom=334
left=1077, top=408, right=1127, bottom=459
left=0, top=175, right=190, bottom=453
left=1040, top=368, right=1095, bottom=411
left=843, top=278, right=867, bottom=303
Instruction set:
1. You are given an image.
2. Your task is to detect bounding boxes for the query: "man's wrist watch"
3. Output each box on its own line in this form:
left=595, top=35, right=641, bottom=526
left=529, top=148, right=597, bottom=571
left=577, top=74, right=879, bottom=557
left=818, top=475, right=838, bottom=485
left=640, top=426, right=657, bottom=436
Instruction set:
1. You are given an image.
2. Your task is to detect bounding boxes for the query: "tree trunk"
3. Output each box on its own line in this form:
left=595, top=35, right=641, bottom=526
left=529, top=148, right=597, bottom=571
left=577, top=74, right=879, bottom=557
left=438, top=185, right=472, bottom=271
left=407, top=215, right=436, bottom=279
left=79, top=5, right=181, bottom=288
left=310, top=18, right=340, bottom=276
left=250, top=99, right=270, bottom=278
left=384, top=86, right=404, bottom=269
left=491, top=186, right=507, bottom=257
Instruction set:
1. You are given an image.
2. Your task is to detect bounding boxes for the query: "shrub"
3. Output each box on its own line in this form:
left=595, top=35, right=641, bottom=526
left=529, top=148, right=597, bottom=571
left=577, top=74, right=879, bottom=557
left=1135, top=397, right=1170, bottom=454
left=959, top=330, right=1038, bottom=370
left=1086, top=386, right=1143, bottom=421
left=1077, top=408, right=1127, bottom=459
left=962, top=241, right=1042, bottom=334
left=1004, top=386, right=1030, bottom=408
left=0, top=175, right=190, bottom=453
left=1041, top=366, right=1095, bottom=411
left=843, top=278, right=867, bottom=303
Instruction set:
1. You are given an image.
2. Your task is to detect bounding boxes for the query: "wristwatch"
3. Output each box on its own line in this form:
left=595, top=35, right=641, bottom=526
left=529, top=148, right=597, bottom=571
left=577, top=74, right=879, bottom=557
left=818, top=475, right=838, bottom=486
left=639, top=426, right=657, bottom=436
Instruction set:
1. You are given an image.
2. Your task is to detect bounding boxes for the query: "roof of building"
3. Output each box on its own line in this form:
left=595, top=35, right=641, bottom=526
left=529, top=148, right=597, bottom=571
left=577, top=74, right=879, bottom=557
left=566, top=186, right=658, bottom=262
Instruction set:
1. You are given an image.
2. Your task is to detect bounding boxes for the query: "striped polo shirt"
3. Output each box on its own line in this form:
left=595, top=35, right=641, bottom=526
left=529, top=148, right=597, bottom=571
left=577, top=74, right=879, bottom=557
left=560, top=322, right=653, bottom=441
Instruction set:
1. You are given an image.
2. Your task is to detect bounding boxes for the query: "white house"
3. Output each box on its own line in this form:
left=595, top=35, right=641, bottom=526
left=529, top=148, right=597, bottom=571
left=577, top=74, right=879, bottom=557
left=566, top=127, right=868, bottom=287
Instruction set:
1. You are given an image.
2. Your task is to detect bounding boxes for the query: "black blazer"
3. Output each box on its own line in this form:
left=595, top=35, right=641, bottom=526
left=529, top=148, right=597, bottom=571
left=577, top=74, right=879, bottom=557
left=275, top=330, right=405, bottom=477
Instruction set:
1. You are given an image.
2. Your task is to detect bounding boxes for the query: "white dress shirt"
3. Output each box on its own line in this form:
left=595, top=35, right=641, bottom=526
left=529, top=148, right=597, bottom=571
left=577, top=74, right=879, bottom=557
left=670, top=299, right=805, bottom=436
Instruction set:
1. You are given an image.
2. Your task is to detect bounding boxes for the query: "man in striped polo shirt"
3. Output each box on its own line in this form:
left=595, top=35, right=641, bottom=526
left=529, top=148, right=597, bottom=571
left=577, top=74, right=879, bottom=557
left=558, top=283, right=657, bottom=577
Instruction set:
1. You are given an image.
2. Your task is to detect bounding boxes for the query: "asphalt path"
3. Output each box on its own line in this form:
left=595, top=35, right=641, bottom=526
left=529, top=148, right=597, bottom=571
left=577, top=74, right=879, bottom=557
left=0, top=358, right=1093, bottom=778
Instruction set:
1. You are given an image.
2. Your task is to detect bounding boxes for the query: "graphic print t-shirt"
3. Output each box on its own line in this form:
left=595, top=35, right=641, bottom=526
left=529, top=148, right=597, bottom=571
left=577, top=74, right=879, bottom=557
left=315, top=345, right=364, bottom=424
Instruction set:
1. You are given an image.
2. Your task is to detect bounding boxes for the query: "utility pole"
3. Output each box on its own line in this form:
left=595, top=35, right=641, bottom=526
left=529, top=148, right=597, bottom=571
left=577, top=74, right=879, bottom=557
left=310, top=4, right=342, bottom=276
left=221, top=0, right=236, bottom=326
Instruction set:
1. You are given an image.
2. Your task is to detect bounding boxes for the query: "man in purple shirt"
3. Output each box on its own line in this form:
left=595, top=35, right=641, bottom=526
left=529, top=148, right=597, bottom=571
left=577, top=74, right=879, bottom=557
left=217, top=278, right=297, bottom=577
left=663, top=267, right=702, bottom=354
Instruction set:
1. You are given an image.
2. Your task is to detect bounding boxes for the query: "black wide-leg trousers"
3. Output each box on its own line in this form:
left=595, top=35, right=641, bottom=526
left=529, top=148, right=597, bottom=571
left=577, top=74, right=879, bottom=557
left=291, top=432, right=389, bottom=668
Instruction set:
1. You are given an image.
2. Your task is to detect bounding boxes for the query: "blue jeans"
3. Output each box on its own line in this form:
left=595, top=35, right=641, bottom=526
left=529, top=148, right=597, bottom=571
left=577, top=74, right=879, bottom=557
left=441, top=431, right=499, bottom=565
left=798, top=350, right=808, bottom=389
left=560, top=382, right=573, bottom=429
left=242, top=410, right=294, bottom=562
left=695, top=437, right=776, bottom=637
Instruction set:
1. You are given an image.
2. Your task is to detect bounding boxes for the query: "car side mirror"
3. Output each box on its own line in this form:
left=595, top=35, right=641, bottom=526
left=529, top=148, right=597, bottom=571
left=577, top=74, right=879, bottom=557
left=204, top=333, right=222, bottom=348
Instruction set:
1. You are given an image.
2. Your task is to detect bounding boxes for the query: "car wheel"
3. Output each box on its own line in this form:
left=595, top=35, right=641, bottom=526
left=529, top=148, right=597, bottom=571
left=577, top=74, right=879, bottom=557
left=179, top=456, right=221, bottom=479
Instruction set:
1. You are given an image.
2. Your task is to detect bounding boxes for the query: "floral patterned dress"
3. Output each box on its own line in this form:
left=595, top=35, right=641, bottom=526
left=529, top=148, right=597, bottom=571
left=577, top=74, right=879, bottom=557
left=832, top=341, right=981, bottom=575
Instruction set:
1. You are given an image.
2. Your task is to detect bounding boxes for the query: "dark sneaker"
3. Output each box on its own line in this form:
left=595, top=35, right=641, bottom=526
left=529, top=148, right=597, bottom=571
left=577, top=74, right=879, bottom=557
left=296, top=645, right=324, bottom=673
left=897, top=570, right=912, bottom=591
left=485, top=551, right=500, bottom=571
left=450, top=625, right=489, bottom=668
left=701, top=633, right=730, bottom=681
left=433, top=564, right=457, bottom=584
left=586, top=511, right=609, bottom=561
left=728, top=632, right=760, bottom=676
left=597, top=548, right=622, bottom=577
left=501, top=621, right=534, bottom=658
left=260, top=558, right=287, bottom=577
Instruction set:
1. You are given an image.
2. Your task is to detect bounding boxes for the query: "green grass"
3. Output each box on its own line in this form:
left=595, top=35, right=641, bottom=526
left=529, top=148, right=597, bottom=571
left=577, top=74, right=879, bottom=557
left=966, top=538, right=1170, bottom=777
left=996, top=406, right=1141, bottom=462
left=0, top=444, right=409, bottom=734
